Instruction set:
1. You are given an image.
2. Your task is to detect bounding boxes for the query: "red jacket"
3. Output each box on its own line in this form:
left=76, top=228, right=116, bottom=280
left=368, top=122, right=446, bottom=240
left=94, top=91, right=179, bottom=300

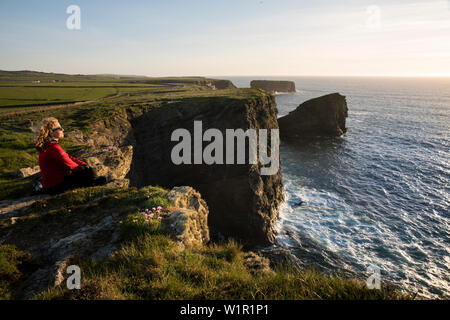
left=37, top=141, right=86, bottom=188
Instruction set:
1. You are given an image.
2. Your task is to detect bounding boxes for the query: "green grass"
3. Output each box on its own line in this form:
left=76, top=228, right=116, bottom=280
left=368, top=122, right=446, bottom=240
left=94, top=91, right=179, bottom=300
left=0, top=182, right=407, bottom=300
left=0, top=86, right=118, bottom=107
left=0, top=128, right=39, bottom=199
left=0, top=83, right=174, bottom=109
left=0, top=185, right=170, bottom=299
left=33, top=196, right=406, bottom=300
left=38, top=237, right=405, bottom=300
left=0, top=185, right=169, bottom=244
left=0, top=245, right=31, bottom=300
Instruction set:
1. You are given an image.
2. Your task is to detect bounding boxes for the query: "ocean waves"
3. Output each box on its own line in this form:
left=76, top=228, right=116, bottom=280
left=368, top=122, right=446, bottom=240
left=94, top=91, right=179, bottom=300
left=270, top=77, right=450, bottom=299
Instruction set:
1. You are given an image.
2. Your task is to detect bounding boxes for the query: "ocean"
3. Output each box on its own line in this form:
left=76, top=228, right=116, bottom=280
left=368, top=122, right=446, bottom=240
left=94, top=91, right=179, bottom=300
left=221, top=76, right=450, bottom=298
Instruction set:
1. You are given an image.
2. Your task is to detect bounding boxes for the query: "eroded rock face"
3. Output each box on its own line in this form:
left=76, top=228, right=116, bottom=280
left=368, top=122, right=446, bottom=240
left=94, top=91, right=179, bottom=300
left=278, top=93, right=348, bottom=138
left=206, top=79, right=236, bottom=90
left=78, top=109, right=135, bottom=149
left=129, top=95, right=284, bottom=246
left=166, top=186, right=210, bottom=247
left=83, top=145, right=133, bottom=183
left=12, top=165, right=40, bottom=178
left=60, top=92, right=284, bottom=247
left=139, top=78, right=236, bottom=90
left=250, top=80, right=296, bottom=93
left=63, top=122, right=134, bottom=185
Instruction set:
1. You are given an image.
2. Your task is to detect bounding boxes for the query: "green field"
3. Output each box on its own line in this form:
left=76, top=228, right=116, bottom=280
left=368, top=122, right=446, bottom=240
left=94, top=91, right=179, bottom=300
left=0, top=80, right=179, bottom=108
left=0, top=86, right=117, bottom=107
left=0, top=70, right=224, bottom=109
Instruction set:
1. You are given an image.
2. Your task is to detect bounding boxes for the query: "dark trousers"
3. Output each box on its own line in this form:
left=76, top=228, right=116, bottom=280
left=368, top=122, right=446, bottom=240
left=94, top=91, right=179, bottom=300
left=42, top=167, right=98, bottom=195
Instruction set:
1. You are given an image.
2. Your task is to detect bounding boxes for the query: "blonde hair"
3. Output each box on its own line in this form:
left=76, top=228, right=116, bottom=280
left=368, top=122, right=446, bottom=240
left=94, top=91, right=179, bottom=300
left=34, top=117, right=60, bottom=150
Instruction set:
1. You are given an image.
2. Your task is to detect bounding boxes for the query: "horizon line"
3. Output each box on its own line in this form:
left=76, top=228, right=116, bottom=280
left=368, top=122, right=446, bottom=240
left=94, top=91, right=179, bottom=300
left=2, top=69, right=450, bottom=79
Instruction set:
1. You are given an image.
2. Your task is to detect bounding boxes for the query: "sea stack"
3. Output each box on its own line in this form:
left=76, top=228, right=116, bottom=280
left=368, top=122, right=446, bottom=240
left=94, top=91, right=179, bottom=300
left=278, top=93, right=348, bottom=138
left=250, top=80, right=296, bottom=93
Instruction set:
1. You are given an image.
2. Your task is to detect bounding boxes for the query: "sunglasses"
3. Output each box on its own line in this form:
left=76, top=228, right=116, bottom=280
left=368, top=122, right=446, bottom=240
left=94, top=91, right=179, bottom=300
left=52, top=127, right=63, bottom=132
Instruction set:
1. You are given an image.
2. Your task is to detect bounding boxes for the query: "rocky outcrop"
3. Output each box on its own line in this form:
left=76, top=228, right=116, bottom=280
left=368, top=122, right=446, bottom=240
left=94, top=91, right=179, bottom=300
left=0, top=194, right=51, bottom=221
left=128, top=94, right=284, bottom=246
left=250, top=80, right=296, bottom=93
left=12, top=166, right=40, bottom=178
left=63, top=115, right=134, bottom=185
left=84, top=109, right=135, bottom=149
left=278, top=93, right=348, bottom=138
left=205, top=79, right=236, bottom=90
left=166, top=186, right=210, bottom=247
left=1, top=204, right=124, bottom=299
left=0, top=185, right=210, bottom=298
left=84, top=145, right=133, bottom=183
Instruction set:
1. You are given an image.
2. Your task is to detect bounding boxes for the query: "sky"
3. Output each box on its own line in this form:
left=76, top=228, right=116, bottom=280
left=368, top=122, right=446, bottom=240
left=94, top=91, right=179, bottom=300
left=1, top=0, right=450, bottom=77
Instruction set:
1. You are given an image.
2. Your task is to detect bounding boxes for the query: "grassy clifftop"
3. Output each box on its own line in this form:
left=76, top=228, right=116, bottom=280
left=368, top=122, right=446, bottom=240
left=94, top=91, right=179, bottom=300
left=0, top=185, right=406, bottom=300
left=0, top=73, right=258, bottom=200
left=0, top=72, right=408, bottom=300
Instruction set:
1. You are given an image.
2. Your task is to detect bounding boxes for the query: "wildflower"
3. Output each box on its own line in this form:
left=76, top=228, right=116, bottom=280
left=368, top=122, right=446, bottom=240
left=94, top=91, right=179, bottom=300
left=170, top=223, right=175, bottom=228
left=149, top=213, right=154, bottom=219
left=152, top=207, right=156, bottom=212
left=158, top=216, right=163, bottom=221
left=145, top=208, right=149, bottom=212
left=157, top=206, right=162, bottom=210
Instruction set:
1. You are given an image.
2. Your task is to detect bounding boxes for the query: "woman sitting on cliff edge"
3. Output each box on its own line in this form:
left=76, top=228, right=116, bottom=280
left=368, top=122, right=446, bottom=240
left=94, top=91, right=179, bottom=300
left=34, top=117, right=106, bottom=195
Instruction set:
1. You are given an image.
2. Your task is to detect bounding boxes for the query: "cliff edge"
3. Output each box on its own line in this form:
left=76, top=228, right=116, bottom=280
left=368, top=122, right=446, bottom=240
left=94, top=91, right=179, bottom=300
left=128, top=91, right=284, bottom=246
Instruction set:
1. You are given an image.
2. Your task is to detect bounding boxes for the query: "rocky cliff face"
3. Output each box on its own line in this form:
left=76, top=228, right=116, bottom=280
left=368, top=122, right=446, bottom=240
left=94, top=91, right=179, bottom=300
left=139, top=78, right=236, bottom=90
left=59, top=91, right=284, bottom=246
left=278, top=93, right=348, bottom=139
left=128, top=94, right=284, bottom=246
left=250, top=80, right=296, bottom=93
left=167, top=186, right=210, bottom=248
left=206, top=79, right=236, bottom=90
